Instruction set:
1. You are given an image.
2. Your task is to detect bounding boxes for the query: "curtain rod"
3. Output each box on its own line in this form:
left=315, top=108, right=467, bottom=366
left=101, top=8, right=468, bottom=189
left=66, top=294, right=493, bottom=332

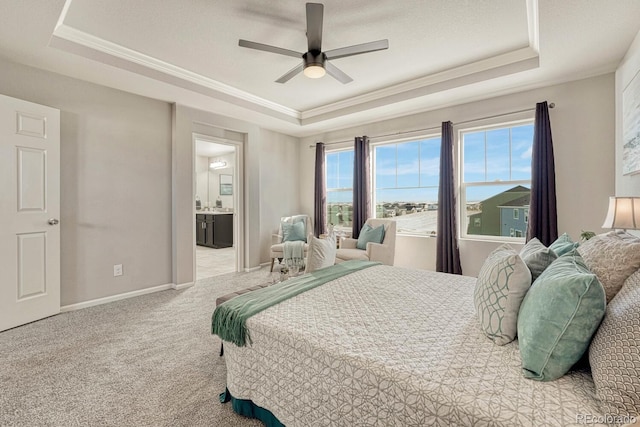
left=308, top=102, right=555, bottom=148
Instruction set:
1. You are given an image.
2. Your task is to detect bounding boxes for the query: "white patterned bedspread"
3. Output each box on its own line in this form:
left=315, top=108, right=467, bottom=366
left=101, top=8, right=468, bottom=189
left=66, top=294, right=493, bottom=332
left=224, top=265, right=604, bottom=426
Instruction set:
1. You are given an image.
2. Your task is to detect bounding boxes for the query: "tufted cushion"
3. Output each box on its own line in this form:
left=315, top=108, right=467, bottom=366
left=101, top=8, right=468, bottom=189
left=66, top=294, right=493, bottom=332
left=589, top=269, right=640, bottom=417
left=518, top=252, right=606, bottom=381
left=578, top=230, right=640, bottom=303
left=519, top=238, right=558, bottom=282
left=474, top=244, right=532, bottom=346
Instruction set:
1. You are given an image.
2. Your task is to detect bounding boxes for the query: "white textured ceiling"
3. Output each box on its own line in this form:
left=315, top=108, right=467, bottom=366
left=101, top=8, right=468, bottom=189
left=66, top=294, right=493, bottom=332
left=0, top=0, right=639, bottom=137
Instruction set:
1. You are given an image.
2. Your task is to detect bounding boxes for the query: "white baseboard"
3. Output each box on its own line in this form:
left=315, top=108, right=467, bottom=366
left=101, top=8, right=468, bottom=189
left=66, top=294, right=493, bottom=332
left=171, top=282, right=194, bottom=290
left=60, top=283, right=174, bottom=313
left=244, top=265, right=263, bottom=272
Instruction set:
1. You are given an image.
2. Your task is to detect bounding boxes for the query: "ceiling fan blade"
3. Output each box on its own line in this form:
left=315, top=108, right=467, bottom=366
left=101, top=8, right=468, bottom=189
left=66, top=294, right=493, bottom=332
left=275, top=63, right=304, bottom=83
left=325, top=61, right=353, bottom=84
left=324, top=39, right=389, bottom=60
left=238, top=39, right=302, bottom=59
left=306, top=3, right=324, bottom=52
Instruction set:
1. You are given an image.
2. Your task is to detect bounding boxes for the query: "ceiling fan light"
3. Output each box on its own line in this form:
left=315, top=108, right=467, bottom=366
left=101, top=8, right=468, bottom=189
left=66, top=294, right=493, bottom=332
left=304, top=65, right=326, bottom=79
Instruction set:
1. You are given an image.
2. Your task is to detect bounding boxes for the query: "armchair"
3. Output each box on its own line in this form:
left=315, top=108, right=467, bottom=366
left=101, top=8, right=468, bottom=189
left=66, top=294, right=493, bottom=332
left=335, top=218, right=396, bottom=266
left=269, top=215, right=312, bottom=272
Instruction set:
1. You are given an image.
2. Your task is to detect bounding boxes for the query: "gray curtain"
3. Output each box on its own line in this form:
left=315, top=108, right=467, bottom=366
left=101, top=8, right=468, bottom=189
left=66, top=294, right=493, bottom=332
left=313, top=142, right=327, bottom=237
left=526, top=101, right=558, bottom=246
left=436, top=121, right=462, bottom=275
left=352, top=136, right=371, bottom=239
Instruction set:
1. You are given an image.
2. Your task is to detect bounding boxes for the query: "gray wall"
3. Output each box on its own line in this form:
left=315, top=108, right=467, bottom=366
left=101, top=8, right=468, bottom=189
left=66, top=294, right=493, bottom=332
left=0, top=58, right=173, bottom=306
left=258, top=129, right=301, bottom=261
left=0, top=58, right=303, bottom=305
left=300, top=74, right=616, bottom=276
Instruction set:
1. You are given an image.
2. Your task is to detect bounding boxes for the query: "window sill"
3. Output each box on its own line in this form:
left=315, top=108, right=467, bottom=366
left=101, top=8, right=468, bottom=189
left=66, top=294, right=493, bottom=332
left=459, top=235, right=526, bottom=245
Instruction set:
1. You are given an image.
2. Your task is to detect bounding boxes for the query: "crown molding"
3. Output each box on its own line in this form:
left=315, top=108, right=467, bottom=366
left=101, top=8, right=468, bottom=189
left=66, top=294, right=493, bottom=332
left=301, top=47, right=538, bottom=122
left=50, top=23, right=301, bottom=120
left=50, top=0, right=540, bottom=128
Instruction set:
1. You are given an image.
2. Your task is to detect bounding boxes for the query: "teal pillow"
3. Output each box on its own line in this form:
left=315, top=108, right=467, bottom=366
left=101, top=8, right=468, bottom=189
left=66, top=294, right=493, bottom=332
left=549, top=233, right=579, bottom=256
left=517, top=252, right=606, bottom=381
left=282, top=220, right=306, bottom=242
left=356, top=224, right=385, bottom=250
left=519, top=238, right=557, bottom=282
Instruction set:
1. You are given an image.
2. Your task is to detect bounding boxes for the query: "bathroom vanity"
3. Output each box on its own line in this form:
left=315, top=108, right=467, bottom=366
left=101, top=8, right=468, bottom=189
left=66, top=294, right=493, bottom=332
left=196, top=212, right=233, bottom=248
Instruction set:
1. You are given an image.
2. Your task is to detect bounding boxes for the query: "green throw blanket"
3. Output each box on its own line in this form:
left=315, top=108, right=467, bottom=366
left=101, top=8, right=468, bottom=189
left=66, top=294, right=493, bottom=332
left=283, top=240, right=305, bottom=269
left=212, top=260, right=379, bottom=347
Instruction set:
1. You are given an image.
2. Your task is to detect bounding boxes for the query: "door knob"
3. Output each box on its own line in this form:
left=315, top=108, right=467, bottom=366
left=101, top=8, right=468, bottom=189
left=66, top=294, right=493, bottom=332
left=48, top=218, right=59, bottom=225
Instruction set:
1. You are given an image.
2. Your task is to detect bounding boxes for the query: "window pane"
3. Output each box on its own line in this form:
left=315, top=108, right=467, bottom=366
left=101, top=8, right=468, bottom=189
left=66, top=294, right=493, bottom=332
left=375, top=187, right=439, bottom=234
left=326, top=152, right=339, bottom=189
left=511, top=124, right=534, bottom=181
left=464, top=184, right=530, bottom=238
left=485, top=128, right=510, bottom=182
left=338, top=151, right=354, bottom=189
left=420, top=138, right=440, bottom=187
left=327, top=200, right=352, bottom=228
left=396, top=141, right=420, bottom=187
left=375, top=145, right=396, bottom=189
left=373, top=137, right=441, bottom=235
left=463, top=132, right=485, bottom=183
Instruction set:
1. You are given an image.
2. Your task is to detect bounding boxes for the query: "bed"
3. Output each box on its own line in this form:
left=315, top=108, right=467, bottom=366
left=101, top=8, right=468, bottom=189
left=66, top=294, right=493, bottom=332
left=214, top=262, right=608, bottom=426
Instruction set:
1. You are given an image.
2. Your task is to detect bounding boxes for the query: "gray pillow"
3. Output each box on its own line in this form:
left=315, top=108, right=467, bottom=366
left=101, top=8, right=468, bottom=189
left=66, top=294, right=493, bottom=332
left=519, top=238, right=557, bottom=281
left=474, top=244, right=532, bottom=346
left=589, top=269, right=640, bottom=417
left=578, top=230, right=640, bottom=302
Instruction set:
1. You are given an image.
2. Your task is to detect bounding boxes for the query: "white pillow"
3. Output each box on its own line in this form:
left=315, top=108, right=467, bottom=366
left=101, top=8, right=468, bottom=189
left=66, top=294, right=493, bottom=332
left=304, top=233, right=337, bottom=273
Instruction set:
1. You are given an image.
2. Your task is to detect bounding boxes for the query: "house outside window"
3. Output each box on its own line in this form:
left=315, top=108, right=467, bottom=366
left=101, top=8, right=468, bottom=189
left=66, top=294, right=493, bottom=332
left=325, top=149, right=354, bottom=230
left=460, top=120, right=534, bottom=240
left=372, top=136, right=441, bottom=235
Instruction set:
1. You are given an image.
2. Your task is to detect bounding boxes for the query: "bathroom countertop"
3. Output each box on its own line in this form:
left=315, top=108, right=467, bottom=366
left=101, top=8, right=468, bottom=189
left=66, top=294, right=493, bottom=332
left=195, top=210, right=233, bottom=215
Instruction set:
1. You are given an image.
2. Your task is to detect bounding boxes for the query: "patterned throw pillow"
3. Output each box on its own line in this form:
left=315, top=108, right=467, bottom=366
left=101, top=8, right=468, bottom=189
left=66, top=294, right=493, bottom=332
left=589, top=269, right=640, bottom=416
left=578, top=230, right=640, bottom=303
left=519, top=238, right=558, bottom=282
left=474, top=244, right=532, bottom=346
left=518, top=252, right=606, bottom=381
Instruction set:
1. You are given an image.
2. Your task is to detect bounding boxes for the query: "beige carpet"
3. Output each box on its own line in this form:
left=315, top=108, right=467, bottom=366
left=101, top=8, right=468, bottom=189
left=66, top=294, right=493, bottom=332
left=0, top=269, right=273, bottom=427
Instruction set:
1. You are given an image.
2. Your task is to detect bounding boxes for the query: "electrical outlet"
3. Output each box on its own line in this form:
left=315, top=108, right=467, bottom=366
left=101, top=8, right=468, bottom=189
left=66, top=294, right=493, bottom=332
left=113, top=264, right=123, bottom=277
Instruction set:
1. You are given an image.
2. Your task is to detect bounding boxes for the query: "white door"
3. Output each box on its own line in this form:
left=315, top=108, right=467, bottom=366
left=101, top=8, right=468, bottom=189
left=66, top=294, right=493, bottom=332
left=0, top=94, right=60, bottom=332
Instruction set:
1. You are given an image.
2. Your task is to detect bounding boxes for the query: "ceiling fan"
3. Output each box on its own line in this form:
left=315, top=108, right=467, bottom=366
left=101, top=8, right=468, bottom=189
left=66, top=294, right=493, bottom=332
left=238, top=3, right=389, bottom=84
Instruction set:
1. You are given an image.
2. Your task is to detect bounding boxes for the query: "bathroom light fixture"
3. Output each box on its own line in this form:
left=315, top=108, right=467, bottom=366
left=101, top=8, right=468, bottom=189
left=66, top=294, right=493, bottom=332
left=210, top=160, right=227, bottom=169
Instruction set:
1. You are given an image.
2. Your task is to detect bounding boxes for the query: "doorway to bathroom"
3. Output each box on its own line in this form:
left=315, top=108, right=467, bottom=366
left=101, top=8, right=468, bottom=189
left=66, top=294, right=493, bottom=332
left=194, top=136, right=238, bottom=280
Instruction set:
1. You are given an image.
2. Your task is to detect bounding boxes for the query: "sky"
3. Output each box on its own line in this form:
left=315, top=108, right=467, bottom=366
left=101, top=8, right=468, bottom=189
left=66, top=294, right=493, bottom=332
left=326, top=124, right=534, bottom=204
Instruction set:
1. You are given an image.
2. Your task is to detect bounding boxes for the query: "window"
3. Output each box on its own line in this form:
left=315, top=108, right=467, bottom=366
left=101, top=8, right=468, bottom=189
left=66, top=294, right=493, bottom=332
left=373, top=136, right=441, bottom=235
left=460, top=121, right=534, bottom=240
left=325, top=149, right=354, bottom=229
